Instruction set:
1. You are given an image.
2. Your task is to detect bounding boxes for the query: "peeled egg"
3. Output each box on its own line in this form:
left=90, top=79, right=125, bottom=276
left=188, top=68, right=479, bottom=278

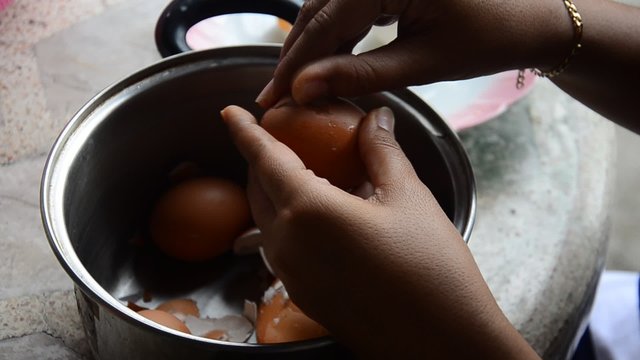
left=156, top=298, right=200, bottom=318
left=150, top=177, right=251, bottom=262
left=138, top=309, right=191, bottom=334
left=261, top=97, right=367, bottom=190
left=256, top=280, right=329, bottom=343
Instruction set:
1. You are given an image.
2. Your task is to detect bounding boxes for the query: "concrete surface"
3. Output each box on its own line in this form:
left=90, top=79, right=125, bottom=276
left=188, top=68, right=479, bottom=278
left=459, top=78, right=615, bottom=359
left=0, top=156, right=71, bottom=299
left=0, top=333, right=84, bottom=360
left=601, top=0, right=640, bottom=275
left=606, top=126, right=640, bottom=272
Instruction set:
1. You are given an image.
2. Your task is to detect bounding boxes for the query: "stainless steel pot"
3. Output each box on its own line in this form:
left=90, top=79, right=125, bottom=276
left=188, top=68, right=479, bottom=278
left=41, top=2, right=476, bottom=359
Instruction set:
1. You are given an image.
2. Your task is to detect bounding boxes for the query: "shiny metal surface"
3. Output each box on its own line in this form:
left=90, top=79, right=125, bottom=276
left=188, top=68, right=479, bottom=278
left=41, top=45, right=475, bottom=359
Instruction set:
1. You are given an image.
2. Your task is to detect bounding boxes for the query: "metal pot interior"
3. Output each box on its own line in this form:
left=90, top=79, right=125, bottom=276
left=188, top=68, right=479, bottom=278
left=42, top=46, right=475, bottom=354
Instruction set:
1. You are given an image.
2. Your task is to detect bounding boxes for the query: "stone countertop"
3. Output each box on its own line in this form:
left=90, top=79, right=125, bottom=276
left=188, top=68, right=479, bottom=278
left=0, top=0, right=616, bottom=359
left=462, top=80, right=614, bottom=359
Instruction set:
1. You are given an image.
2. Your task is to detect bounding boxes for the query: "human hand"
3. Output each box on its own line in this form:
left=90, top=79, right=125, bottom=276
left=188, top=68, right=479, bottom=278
left=220, top=105, right=539, bottom=359
left=256, top=0, right=574, bottom=108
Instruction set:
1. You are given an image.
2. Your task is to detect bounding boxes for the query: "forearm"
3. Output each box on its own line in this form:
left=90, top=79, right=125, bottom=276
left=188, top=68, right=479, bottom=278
left=547, top=0, right=640, bottom=130
left=356, top=255, right=540, bottom=359
left=336, top=259, right=541, bottom=359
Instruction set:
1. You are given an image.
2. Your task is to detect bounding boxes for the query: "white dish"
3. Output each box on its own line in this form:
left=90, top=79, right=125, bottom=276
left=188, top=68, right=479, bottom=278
left=409, top=71, right=535, bottom=131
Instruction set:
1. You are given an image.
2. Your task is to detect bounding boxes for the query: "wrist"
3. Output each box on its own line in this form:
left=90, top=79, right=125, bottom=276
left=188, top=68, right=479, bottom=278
left=539, top=0, right=583, bottom=76
left=513, top=0, right=578, bottom=72
left=513, top=0, right=585, bottom=88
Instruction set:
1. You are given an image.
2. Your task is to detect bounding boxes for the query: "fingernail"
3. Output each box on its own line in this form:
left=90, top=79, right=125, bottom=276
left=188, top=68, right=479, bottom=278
left=375, top=107, right=395, bottom=133
left=220, top=105, right=236, bottom=120
left=255, top=79, right=275, bottom=108
left=295, top=79, right=328, bottom=104
left=220, top=107, right=229, bottom=121
left=233, top=227, right=262, bottom=255
left=220, top=105, right=243, bottom=124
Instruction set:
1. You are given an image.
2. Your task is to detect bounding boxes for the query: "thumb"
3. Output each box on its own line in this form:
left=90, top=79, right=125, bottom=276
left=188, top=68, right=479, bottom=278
left=358, top=107, right=419, bottom=196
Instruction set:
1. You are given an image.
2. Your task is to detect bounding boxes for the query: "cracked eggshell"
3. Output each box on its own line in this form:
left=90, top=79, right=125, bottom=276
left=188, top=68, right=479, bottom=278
left=138, top=309, right=191, bottom=334
left=183, top=315, right=253, bottom=342
left=156, top=298, right=200, bottom=318
left=261, top=97, right=367, bottom=190
left=243, top=300, right=258, bottom=324
left=256, top=280, right=329, bottom=343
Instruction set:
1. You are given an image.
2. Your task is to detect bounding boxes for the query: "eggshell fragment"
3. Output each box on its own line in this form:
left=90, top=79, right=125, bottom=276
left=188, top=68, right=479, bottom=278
left=243, top=300, right=258, bottom=324
left=233, top=227, right=262, bottom=255
left=138, top=309, right=191, bottom=334
left=156, top=298, right=200, bottom=318
left=127, top=302, right=149, bottom=312
left=183, top=315, right=253, bottom=342
left=256, top=280, right=329, bottom=343
left=204, top=329, right=229, bottom=341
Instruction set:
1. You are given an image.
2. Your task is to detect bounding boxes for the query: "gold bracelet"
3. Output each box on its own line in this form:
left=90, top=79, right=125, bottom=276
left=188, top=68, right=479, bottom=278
left=517, top=0, right=583, bottom=89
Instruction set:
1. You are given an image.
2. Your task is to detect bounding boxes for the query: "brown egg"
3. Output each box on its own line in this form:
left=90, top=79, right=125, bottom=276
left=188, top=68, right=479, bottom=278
left=256, top=281, right=329, bottom=343
left=261, top=97, right=367, bottom=190
left=138, top=309, right=191, bottom=334
left=156, top=298, right=200, bottom=318
left=150, top=177, right=251, bottom=262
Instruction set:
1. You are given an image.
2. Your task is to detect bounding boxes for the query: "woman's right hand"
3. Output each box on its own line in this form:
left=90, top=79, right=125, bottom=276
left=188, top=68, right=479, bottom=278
left=221, top=104, right=541, bottom=359
left=256, top=0, right=574, bottom=107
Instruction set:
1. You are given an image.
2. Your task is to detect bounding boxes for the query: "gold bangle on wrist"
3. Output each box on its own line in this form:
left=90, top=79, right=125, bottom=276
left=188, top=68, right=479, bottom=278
left=517, top=0, right=583, bottom=89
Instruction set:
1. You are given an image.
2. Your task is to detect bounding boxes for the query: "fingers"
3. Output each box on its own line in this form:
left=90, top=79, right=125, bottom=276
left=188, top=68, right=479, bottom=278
left=279, top=0, right=330, bottom=58
left=257, top=0, right=385, bottom=108
left=357, top=107, right=419, bottom=198
left=220, top=105, right=307, bottom=208
left=256, top=0, right=330, bottom=107
left=291, top=38, right=435, bottom=104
